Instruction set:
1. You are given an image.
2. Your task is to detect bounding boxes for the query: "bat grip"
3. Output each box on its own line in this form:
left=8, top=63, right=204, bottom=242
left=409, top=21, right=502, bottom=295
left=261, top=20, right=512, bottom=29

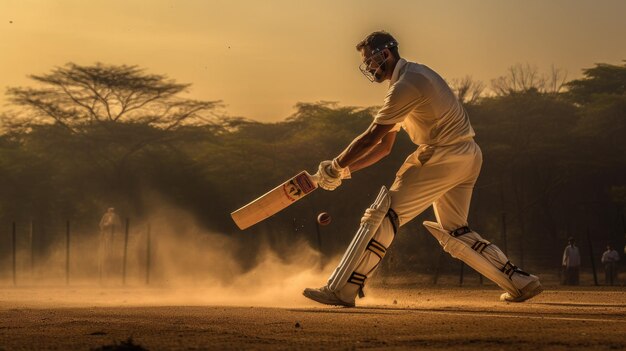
left=310, top=172, right=321, bottom=184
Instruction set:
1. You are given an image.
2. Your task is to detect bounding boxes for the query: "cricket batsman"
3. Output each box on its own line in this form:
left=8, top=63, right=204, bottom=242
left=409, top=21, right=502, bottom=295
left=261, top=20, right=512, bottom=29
left=303, top=31, right=543, bottom=307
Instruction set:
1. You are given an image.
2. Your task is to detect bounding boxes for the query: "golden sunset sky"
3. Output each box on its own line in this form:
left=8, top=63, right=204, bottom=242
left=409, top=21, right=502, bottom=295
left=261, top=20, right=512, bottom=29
left=1, top=0, right=625, bottom=122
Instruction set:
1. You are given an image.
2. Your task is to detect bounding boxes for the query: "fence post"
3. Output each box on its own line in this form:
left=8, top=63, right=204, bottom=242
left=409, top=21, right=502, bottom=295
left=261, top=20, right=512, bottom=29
left=66, top=220, right=70, bottom=285
left=586, top=227, right=598, bottom=286
left=501, top=213, right=508, bottom=255
left=621, top=210, right=625, bottom=237
left=315, top=221, right=324, bottom=270
left=145, top=223, right=151, bottom=285
left=433, top=251, right=444, bottom=284
left=30, top=220, right=34, bottom=278
left=122, top=218, right=129, bottom=285
left=459, top=262, right=465, bottom=286
left=12, top=222, right=16, bottom=286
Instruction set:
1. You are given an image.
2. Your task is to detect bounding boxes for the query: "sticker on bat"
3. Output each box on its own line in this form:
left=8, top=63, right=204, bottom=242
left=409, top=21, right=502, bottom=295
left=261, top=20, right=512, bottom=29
left=282, top=173, right=316, bottom=202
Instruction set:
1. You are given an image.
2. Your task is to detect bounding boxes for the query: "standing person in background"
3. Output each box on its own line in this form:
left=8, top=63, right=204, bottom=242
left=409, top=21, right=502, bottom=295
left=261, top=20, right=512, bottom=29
left=562, top=237, right=581, bottom=285
left=98, top=207, right=122, bottom=283
left=601, top=244, right=620, bottom=285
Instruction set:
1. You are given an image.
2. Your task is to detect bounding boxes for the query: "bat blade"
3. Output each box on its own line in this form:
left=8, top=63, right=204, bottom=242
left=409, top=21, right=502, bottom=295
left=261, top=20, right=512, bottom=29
left=231, top=171, right=318, bottom=230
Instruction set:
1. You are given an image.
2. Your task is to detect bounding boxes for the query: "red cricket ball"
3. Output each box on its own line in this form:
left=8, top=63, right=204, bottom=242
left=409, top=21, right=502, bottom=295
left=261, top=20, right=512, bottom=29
left=317, top=212, right=331, bottom=226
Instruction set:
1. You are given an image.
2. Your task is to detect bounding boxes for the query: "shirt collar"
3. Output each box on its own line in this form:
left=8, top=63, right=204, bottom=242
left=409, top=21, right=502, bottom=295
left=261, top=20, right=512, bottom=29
left=390, top=58, right=407, bottom=86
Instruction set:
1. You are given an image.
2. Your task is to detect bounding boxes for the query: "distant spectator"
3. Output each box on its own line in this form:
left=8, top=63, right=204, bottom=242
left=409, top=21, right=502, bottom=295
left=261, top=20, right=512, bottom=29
left=100, top=207, right=122, bottom=233
left=601, top=244, right=620, bottom=286
left=562, top=237, right=581, bottom=285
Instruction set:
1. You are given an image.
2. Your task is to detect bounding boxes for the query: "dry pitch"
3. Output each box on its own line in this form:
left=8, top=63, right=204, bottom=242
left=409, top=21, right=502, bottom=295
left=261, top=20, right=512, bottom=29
left=1, top=282, right=625, bottom=350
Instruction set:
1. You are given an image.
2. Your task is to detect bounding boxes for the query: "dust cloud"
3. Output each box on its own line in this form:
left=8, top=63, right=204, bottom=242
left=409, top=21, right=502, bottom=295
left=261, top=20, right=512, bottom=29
left=1, top=204, right=338, bottom=308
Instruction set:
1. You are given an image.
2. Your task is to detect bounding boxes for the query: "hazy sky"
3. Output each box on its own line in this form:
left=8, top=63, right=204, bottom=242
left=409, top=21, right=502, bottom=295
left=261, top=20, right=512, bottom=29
left=2, top=0, right=625, bottom=122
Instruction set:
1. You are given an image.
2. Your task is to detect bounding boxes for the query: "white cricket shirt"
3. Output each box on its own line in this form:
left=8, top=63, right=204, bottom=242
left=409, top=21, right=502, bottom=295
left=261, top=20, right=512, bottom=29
left=374, top=58, right=475, bottom=146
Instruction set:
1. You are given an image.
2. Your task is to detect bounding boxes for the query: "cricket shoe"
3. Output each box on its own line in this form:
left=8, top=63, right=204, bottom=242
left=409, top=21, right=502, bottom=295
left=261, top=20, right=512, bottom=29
left=500, top=275, right=543, bottom=302
left=303, top=286, right=355, bottom=307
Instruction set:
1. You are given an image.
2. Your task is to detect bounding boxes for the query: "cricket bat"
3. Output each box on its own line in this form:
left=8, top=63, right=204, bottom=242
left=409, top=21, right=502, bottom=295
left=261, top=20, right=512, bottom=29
left=231, top=171, right=320, bottom=230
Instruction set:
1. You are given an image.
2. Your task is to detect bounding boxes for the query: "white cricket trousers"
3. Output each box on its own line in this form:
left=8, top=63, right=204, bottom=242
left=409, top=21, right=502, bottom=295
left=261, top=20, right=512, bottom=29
left=390, top=138, right=482, bottom=231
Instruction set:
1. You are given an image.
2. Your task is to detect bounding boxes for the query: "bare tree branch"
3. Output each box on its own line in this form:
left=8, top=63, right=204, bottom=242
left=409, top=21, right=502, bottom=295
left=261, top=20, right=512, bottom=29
left=490, top=63, right=569, bottom=96
left=450, top=76, right=486, bottom=104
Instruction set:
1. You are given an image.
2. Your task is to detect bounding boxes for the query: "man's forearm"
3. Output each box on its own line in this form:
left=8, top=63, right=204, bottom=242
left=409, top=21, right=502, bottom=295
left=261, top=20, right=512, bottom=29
left=348, top=143, right=390, bottom=173
left=334, top=123, right=396, bottom=169
left=347, top=131, right=397, bottom=172
left=336, top=135, right=379, bottom=169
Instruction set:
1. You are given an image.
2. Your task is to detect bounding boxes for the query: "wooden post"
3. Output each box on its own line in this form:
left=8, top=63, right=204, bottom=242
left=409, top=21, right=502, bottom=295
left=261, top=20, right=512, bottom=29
left=12, top=222, right=16, bottom=286
left=459, top=262, right=465, bottom=286
left=65, top=220, right=70, bottom=285
left=315, top=221, right=323, bottom=270
left=621, top=210, right=626, bottom=244
left=519, top=218, right=526, bottom=267
left=122, top=218, right=129, bottom=285
left=29, top=220, right=34, bottom=277
left=145, top=223, right=151, bottom=285
left=501, top=213, right=508, bottom=255
left=433, top=251, right=444, bottom=284
left=586, top=227, right=598, bottom=286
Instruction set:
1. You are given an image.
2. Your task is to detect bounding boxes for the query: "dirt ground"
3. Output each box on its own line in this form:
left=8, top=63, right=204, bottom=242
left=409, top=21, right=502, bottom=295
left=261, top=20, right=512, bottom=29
left=1, top=281, right=625, bottom=351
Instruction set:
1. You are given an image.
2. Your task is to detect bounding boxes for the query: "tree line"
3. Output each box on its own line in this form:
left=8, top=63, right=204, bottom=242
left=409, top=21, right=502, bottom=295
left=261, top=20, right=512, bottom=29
left=0, top=61, right=624, bottom=272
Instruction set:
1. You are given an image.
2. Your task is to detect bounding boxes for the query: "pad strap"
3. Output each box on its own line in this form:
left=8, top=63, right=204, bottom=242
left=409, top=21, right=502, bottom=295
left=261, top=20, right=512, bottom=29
left=451, top=226, right=471, bottom=237
left=367, top=239, right=387, bottom=260
left=471, top=240, right=491, bottom=253
left=327, top=186, right=392, bottom=294
left=345, top=238, right=389, bottom=297
left=501, top=261, right=530, bottom=279
left=348, top=272, right=367, bottom=298
left=387, top=208, right=399, bottom=234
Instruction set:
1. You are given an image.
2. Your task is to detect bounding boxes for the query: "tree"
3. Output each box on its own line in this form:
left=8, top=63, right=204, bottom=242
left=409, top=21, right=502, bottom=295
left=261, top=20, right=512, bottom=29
left=566, top=61, right=626, bottom=163
left=491, top=63, right=567, bottom=96
left=1, top=63, right=223, bottom=217
left=566, top=61, right=626, bottom=105
left=4, top=63, right=220, bottom=132
left=3, top=62, right=221, bottom=182
left=450, top=76, right=485, bottom=105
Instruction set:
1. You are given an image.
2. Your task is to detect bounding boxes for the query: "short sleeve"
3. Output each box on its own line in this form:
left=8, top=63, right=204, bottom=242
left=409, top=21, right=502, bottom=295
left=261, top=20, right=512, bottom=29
left=373, top=80, right=421, bottom=125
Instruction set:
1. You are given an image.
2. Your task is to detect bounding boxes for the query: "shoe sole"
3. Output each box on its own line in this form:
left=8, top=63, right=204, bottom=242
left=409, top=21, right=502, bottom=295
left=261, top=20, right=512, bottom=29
left=302, top=290, right=355, bottom=307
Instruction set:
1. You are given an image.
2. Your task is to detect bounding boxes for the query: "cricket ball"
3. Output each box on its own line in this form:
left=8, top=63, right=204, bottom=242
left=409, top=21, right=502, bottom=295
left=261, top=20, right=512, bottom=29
left=317, top=212, right=332, bottom=226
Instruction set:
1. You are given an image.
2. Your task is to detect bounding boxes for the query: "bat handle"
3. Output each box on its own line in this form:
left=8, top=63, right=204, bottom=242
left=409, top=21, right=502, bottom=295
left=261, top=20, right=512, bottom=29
left=309, top=171, right=321, bottom=184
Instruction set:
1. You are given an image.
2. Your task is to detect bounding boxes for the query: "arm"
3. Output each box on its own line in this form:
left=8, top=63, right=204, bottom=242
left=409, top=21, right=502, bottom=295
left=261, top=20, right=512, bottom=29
left=334, top=122, right=397, bottom=170
left=335, top=79, right=418, bottom=170
left=347, top=130, right=397, bottom=173
left=315, top=123, right=396, bottom=190
left=317, top=80, right=415, bottom=190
